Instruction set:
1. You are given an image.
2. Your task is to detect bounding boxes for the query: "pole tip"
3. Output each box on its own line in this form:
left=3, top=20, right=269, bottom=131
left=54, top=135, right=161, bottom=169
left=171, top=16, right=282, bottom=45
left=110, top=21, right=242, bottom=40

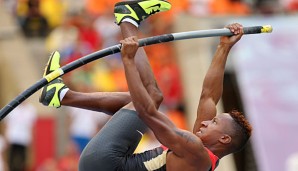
left=261, top=25, right=273, bottom=33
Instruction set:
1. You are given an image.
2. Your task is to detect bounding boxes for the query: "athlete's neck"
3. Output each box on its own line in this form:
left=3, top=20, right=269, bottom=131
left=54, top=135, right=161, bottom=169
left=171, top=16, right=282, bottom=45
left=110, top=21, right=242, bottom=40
left=206, top=146, right=226, bottom=159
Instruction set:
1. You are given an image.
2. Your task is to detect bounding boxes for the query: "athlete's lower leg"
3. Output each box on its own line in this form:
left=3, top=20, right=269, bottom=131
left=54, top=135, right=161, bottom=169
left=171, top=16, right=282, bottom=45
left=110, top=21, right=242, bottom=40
left=120, top=23, right=163, bottom=108
left=61, top=90, right=131, bottom=115
left=115, top=0, right=171, bottom=108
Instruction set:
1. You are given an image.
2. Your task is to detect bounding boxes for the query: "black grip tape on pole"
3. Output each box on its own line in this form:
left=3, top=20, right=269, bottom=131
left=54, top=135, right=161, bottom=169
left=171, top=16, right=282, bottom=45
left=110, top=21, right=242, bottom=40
left=243, top=26, right=263, bottom=34
left=139, top=34, right=174, bottom=46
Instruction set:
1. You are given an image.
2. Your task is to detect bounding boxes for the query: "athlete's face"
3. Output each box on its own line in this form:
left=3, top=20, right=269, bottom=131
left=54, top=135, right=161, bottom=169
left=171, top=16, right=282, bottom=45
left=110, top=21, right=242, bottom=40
left=196, top=113, right=234, bottom=147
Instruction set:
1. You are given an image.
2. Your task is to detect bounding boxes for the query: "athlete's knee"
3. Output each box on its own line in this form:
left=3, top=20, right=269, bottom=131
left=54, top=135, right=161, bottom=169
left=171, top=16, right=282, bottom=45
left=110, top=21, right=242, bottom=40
left=141, top=82, right=164, bottom=107
left=79, top=148, right=116, bottom=171
left=124, top=92, right=132, bottom=104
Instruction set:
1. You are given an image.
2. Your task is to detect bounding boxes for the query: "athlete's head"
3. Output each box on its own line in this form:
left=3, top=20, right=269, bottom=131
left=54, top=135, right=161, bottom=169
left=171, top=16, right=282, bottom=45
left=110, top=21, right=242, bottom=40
left=197, top=109, right=252, bottom=155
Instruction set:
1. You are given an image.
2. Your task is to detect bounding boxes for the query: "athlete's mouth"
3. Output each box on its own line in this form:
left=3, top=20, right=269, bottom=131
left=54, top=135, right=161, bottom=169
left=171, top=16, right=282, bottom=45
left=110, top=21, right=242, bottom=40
left=196, top=129, right=203, bottom=136
left=198, top=128, right=204, bottom=134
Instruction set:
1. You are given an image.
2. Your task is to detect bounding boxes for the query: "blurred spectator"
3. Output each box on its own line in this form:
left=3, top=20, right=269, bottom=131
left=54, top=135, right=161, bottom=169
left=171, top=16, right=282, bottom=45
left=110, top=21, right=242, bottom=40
left=1, top=0, right=18, bottom=14
left=57, top=141, right=80, bottom=171
left=64, top=62, right=96, bottom=92
left=209, top=0, right=251, bottom=15
left=93, top=11, right=120, bottom=48
left=45, top=13, right=79, bottom=57
left=63, top=0, right=86, bottom=14
left=14, top=0, right=29, bottom=26
left=188, top=0, right=211, bottom=16
left=91, top=61, right=119, bottom=92
left=21, top=0, right=49, bottom=37
left=85, top=0, right=119, bottom=16
left=254, top=0, right=282, bottom=14
left=60, top=39, right=86, bottom=65
left=109, top=59, right=128, bottom=92
left=77, top=12, right=102, bottom=53
left=281, top=0, right=298, bottom=13
left=66, top=106, right=110, bottom=153
left=36, top=158, right=59, bottom=171
left=0, top=129, right=8, bottom=171
left=58, top=11, right=102, bottom=65
left=39, top=0, right=66, bottom=28
left=3, top=102, right=37, bottom=171
left=155, top=56, right=183, bottom=108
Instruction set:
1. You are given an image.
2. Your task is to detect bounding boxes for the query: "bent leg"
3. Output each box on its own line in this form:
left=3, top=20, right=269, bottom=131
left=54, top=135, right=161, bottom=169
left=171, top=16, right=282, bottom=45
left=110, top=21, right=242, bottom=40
left=79, top=107, right=147, bottom=171
left=120, top=23, right=163, bottom=108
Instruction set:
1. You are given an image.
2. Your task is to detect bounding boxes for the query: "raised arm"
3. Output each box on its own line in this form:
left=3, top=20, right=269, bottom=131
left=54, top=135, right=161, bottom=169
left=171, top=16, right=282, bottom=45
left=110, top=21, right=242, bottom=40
left=121, top=37, right=209, bottom=163
left=193, top=23, right=244, bottom=133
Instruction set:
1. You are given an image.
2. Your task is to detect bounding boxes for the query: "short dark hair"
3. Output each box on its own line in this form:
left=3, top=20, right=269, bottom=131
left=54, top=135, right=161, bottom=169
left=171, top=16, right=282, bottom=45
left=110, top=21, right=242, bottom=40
left=228, top=109, right=252, bottom=153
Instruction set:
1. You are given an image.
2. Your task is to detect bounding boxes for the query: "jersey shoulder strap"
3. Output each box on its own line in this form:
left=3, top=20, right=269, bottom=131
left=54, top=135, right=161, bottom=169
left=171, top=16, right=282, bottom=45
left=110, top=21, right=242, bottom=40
left=205, top=147, right=219, bottom=171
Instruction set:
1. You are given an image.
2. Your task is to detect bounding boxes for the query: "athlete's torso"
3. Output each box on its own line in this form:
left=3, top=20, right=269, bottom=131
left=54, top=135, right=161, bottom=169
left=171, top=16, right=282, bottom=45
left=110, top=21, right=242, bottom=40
left=166, top=148, right=219, bottom=171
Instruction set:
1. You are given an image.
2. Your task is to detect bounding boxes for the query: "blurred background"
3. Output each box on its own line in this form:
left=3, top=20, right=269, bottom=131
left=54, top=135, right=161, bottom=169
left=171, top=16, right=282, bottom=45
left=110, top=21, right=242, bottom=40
left=0, top=0, right=297, bottom=171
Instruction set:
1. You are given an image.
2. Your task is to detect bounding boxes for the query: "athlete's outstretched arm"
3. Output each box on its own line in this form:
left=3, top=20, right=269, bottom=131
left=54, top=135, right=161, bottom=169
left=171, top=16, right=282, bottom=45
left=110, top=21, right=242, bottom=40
left=121, top=37, right=210, bottom=166
left=193, top=23, right=244, bottom=133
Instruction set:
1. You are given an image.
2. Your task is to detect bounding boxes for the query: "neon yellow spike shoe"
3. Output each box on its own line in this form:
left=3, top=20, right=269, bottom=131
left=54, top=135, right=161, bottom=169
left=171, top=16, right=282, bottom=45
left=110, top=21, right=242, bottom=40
left=114, top=0, right=171, bottom=25
left=39, top=51, right=68, bottom=108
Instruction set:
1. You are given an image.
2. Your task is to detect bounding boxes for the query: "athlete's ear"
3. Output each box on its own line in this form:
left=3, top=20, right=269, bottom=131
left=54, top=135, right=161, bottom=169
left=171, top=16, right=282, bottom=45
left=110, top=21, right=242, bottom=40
left=219, top=134, right=231, bottom=144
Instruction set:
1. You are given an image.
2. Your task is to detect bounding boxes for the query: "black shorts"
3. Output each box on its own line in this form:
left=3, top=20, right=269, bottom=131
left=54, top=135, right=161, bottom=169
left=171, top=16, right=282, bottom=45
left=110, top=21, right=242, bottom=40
left=79, top=109, right=166, bottom=171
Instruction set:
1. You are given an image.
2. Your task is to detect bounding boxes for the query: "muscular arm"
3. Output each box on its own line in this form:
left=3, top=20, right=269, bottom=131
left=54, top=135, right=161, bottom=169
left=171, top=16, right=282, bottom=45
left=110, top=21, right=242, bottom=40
left=193, top=23, right=244, bottom=133
left=193, top=44, right=231, bottom=132
left=121, top=37, right=210, bottom=163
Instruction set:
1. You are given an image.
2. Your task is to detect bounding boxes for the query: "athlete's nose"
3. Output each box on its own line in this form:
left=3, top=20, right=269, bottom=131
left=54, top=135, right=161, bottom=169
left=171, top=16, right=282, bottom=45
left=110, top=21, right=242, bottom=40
left=201, top=121, right=209, bottom=127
